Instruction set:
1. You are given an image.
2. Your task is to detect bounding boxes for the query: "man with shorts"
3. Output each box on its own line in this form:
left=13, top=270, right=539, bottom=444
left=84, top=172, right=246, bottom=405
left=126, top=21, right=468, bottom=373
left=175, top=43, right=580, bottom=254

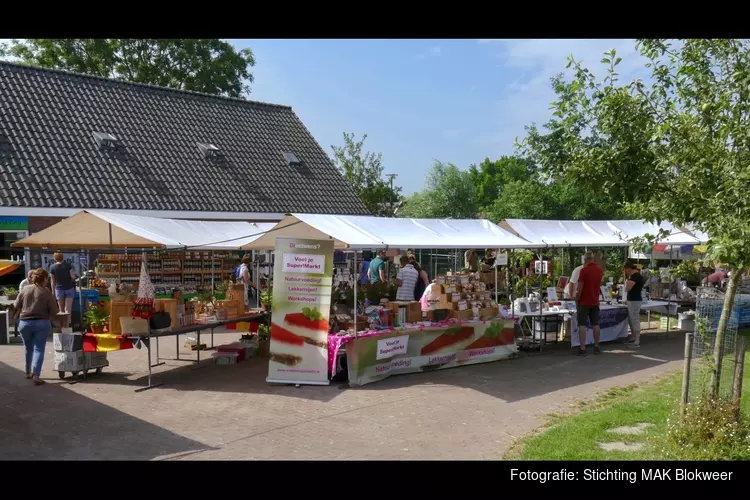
left=575, top=251, right=604, bottom=356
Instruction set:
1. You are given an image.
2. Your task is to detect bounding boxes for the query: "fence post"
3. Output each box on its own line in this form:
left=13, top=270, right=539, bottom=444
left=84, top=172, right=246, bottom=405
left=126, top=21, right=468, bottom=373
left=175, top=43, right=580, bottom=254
left=732, top=335, right=746, bottom=421
left=681, top=332, right=695, bottom=417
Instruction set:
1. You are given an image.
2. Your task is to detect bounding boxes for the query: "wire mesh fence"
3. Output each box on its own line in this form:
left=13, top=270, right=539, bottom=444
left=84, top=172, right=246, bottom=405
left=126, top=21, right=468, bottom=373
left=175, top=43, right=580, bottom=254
left=688, top=287, right=741, bottom=404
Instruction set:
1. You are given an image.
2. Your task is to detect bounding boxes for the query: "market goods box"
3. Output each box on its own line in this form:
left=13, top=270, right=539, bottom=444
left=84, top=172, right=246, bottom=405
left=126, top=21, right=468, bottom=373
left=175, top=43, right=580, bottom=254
left=217, top=342, right=247, bottom=363
left=154, top=298, right=179, bottom=329
left=406, top=302, right=422, bottom=323
left=85, top=352, right=108, bottom=369
left=437, top=300, right=457, bottom=311
left=53, top=351, right=84, bottom=372
left=452, top=309, right=473, bottom=321
left=479, top=272, right=495, bottom=284
left=109, top=301, right=134, bottom=335
left=53, top=332, right=83, bottom=352
left=212, top=351, right=238, bottom=365
left=479, top=307, right=498, bottom=320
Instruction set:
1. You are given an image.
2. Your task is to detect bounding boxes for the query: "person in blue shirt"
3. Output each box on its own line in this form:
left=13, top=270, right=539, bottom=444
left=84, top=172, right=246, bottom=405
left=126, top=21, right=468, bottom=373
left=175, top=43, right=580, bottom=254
left=368, top=250, right=387, bottom=284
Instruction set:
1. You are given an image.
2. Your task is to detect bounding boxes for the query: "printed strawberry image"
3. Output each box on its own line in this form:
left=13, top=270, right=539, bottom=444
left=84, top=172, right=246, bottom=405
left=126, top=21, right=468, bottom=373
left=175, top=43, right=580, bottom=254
left=285, top=307, right=329, bottom=332
left=462, top=322, right=515, bottom=351
left=270, top=323, right=305, bottom=346
left=420, top=326, right=475, bottom=356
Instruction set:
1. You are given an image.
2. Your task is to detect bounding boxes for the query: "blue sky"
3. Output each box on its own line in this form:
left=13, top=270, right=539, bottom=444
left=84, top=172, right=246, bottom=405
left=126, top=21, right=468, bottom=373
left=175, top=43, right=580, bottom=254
left=233, top=39, right=651, bottom=195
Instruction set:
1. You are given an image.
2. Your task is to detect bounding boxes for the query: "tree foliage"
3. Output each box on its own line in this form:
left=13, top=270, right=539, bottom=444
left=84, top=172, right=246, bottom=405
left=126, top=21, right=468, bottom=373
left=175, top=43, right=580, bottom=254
left=468, top=156, right=534, bottom=209
left=0, top=39, right=256, bottom=97
left=331, top=132, right=401, bottom=216
left=399, top=161, right=477, bottom=219
left=518, top=38, right=750, bottom=401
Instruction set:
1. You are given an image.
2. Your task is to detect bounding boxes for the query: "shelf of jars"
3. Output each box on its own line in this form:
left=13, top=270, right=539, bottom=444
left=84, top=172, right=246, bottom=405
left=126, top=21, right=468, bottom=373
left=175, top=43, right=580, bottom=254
left=94, top=250, right=243, bottom=287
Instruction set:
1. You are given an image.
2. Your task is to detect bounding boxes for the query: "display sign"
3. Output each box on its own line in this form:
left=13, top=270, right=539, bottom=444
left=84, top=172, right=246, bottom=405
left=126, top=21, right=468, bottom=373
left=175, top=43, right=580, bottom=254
left=376, top=335, right=409, bottom=360
left=0, top=216, right=28, bottom=231
left=267, top=237, right=334, bottom=386
left=346, top=321, right=517, bottom=386
left=496, top=253, right=508, bottom=266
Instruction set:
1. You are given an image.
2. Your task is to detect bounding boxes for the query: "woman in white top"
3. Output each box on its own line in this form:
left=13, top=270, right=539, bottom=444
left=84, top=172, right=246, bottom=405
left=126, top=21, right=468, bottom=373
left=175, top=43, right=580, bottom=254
left=237, top=254, right=257, bottom=309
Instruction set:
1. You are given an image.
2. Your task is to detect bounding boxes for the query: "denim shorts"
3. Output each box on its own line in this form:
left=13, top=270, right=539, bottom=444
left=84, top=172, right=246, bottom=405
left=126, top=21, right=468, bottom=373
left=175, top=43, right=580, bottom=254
left=55, top=287, right=76, bottom=300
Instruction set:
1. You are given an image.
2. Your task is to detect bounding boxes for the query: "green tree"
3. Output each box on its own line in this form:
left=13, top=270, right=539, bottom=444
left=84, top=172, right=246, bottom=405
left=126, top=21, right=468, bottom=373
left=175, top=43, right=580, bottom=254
left=0, top=39, right=256, bottom=97
left=518, top=39, right=750, bottom=402
left=331, top=132, right=401, bottom=216
left=399, top=161, right=477, bottom=219
left=468, top=156, right=535, bottom=210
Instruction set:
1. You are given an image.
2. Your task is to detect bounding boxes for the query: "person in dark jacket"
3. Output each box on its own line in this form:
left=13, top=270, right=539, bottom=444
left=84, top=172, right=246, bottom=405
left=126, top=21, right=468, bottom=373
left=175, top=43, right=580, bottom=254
left=409, top=257, right=430, bottom=301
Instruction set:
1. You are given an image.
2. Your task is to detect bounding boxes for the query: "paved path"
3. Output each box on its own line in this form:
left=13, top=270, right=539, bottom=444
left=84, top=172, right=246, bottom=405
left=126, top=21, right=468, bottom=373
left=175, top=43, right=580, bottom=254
left=0, top=330, right=685, bottom=460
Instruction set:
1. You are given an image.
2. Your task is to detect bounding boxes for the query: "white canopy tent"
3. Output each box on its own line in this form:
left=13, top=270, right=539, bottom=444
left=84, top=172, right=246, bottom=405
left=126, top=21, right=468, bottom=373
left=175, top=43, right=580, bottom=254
left=13, top=210, right=276, bottom=250
left=241, top=214, right=535, bottom=250
left=502, top=219, right=704, bottom=248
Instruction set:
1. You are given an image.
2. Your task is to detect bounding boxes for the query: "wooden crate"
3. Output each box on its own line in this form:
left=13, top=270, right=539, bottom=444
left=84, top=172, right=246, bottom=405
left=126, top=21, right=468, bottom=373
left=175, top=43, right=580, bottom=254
left=479, top=307, right=498, bottom=320
left=155, top=298, right=179, bottom=329
left=109, top=301, right=133, bottom=335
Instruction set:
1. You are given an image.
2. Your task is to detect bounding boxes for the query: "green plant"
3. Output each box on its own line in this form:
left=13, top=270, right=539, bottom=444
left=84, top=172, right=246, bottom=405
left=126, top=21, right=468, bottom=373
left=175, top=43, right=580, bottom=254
left=257, top=324, right=270, bottom=341
left=2, top=286, right=18, bottom=297
left=215, top=280, right=231, bottom=295
left=83, top=302, right=109, bottom=328
left=662, top=398, right=750, bottom=460
left=260, top=287, right=272, bottom=305
left=670, top=260, right=699, bottom=281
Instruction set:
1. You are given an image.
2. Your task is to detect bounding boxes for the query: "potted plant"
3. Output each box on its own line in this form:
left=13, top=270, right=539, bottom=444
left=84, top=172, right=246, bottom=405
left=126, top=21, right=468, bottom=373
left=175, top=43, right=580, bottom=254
left=83, top=302, right=109, bottom=333
left=260, top=287, right=273, bottom=312
left=256, top=324, right=271, bottom=357
left=196, top=289, right=216, bottom=315
left=3, top=286, right=18, bottom=301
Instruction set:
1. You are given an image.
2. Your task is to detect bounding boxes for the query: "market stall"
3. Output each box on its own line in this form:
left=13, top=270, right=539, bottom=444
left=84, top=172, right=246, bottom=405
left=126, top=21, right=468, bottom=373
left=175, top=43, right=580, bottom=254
left=13, top=210, right=273, bottom=390
left=242, top=213, right=535, bottom=386
left=501, top=218, right=705, bottom=348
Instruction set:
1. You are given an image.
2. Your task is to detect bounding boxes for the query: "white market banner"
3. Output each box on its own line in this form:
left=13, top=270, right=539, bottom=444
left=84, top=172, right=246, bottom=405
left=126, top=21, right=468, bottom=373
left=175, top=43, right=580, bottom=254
left=267, top=237, right=334, bottom=386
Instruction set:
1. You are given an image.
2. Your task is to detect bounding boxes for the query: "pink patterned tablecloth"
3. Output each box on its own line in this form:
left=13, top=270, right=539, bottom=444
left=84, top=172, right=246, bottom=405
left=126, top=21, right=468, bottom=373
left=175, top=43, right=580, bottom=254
left=326, top=317, right=519, bottom=376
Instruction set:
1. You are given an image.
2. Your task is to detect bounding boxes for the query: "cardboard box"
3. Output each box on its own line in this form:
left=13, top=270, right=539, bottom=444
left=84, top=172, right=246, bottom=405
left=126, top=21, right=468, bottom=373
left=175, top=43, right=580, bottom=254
left=53, top=332, right=83, bottom=352
left=53, top=351, right=84, bottom=372
left=85, top=352, right=108, bottom=369
left=406, top=302, right=422, bottom=323
left=479, top=307, right=498, bottom=320
left=479, top=272, right=495, bottom=284
left=452, top=309, right=474, bottom=321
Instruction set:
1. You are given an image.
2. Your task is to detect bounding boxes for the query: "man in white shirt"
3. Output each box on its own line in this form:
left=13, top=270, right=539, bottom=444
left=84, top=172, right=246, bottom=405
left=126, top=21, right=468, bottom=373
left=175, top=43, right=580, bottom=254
left=565, top=264, right=584, bottom=299
left=395, top=255, right=419, bottom=301
left=19, top=270, right=33, bottom=291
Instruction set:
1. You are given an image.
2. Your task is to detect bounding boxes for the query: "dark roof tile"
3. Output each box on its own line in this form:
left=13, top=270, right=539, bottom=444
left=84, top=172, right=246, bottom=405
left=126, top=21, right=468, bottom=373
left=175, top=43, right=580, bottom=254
left=0, top=61, right=368, bottom=215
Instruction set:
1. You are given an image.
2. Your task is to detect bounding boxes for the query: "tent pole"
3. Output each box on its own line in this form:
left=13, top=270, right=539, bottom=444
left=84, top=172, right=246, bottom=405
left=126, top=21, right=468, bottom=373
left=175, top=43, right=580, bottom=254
left=211, top=250, right=215, bottom=291
left=511, top=249, right=515, bottom=319
left=353, top=249, right=358, bottom=339
left=666, top=246, right=673, bottom=335
left=255, top=251, right=260, bottom=309
left=78, top=248, right=84, bottom=331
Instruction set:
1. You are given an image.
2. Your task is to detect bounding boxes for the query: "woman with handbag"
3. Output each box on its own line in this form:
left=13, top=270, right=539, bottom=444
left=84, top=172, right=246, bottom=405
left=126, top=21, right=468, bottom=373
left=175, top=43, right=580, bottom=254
left=237, top=254, right=257, bottom=308
left=13, top=268, right=59, bottom=385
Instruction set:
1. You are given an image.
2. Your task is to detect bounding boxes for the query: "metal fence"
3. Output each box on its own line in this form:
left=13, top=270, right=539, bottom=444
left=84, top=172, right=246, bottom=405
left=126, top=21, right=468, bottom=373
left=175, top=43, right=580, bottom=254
left=687, top=287, right=741, bottom=404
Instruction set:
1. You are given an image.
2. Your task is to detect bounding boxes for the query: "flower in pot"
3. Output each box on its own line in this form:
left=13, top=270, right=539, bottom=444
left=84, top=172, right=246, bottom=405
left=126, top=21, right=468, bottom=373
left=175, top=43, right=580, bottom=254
left=260, top=287, right=272, bottom=311
left=3, top=286, right=18, bottom=300
left=83, top=302, right=109, bottom=333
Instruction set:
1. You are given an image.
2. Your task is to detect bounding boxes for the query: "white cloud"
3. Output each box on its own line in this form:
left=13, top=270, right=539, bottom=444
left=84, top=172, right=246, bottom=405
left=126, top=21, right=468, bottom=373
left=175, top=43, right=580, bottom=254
left=478, top=39, right=652, bottom=153
left=417, top=45, right=442, bottom=59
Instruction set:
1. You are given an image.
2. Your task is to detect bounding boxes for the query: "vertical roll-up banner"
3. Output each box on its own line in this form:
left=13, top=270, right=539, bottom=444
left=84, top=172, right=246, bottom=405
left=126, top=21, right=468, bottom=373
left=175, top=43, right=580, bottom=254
left=267, top=238, right=333, bottom=385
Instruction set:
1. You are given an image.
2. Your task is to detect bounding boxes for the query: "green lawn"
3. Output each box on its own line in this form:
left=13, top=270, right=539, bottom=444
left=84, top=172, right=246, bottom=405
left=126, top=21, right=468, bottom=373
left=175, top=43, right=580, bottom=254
left=506, top=329, right=750, bottom=460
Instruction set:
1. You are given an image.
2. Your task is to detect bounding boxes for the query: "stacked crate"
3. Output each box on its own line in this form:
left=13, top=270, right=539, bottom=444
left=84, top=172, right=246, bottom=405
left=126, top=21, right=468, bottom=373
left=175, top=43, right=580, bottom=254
left=53, top=331, right=84, bottom=374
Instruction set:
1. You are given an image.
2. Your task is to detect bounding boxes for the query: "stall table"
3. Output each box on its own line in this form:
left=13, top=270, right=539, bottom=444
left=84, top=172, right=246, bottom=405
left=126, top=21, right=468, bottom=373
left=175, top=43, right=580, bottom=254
left=82, top=312, right=269, bottom=392
left=570, top=300, right=680, bottom=347
left=328, top=318, right=517, bottom=387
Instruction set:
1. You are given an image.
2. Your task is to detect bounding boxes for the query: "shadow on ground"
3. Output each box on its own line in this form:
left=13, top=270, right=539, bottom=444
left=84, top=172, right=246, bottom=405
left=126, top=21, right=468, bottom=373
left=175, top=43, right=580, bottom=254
left=71, top=331, right=685, bottom=404
left=0, top=360, right=214, bottom=460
